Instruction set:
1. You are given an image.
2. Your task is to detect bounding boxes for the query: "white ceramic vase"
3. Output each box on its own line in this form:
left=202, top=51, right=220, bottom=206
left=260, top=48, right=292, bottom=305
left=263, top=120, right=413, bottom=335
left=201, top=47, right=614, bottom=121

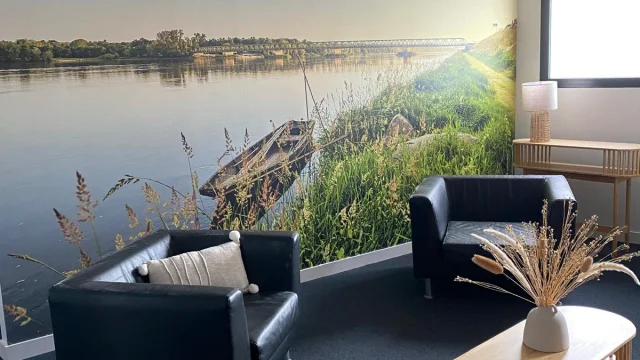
left=522, top=305, right=570, bottom=353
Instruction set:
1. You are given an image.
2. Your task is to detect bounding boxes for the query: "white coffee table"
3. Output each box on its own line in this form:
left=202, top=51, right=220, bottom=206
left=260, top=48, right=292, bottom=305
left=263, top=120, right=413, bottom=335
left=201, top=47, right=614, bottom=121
left=456, top=306, right=636, bottom=360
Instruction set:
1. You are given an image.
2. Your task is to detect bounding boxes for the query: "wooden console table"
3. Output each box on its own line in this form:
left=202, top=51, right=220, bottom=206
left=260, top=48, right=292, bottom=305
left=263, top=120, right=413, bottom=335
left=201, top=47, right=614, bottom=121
left=513, top=139, right=640, bottom=254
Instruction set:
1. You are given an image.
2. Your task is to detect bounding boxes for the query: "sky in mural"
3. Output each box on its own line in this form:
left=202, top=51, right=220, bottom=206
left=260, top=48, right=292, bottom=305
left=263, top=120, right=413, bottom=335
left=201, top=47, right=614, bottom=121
left=1, top=0, right=515, bottom=42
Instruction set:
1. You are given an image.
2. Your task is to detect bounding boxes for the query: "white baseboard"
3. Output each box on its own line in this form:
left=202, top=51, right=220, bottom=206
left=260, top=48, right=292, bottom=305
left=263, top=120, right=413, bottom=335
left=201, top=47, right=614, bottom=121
left=0, top=334, right=54, bottom=360
left=300, top=242, right=413, bottom=283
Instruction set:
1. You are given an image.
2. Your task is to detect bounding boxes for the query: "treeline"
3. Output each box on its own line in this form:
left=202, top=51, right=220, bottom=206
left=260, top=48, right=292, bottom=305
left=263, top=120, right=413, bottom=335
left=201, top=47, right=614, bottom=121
left=0, top=29, right=306, bottom=62
left=0, top=29, right=415, bottom=63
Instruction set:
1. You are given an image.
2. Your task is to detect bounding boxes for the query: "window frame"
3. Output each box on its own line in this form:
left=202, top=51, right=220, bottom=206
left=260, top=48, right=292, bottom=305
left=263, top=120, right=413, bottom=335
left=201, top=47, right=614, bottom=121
left=540, top=0, right=640, bottom=88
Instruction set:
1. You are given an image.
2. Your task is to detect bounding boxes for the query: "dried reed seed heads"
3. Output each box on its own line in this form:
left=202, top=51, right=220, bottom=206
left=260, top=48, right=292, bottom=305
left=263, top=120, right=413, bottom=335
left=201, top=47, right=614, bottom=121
left=115, top=234, right=125, bottom=251
left=580, top=256, right=594, bottom=273
left=472, top=255, right=504, bottom=275
left=3, top=305, right=32, bottom=326
left=125, top=204, right=139, bottom=228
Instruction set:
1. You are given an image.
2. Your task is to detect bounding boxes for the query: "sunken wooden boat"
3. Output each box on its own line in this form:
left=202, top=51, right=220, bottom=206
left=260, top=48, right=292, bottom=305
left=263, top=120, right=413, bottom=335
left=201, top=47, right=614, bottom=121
left=199, top=119, right=314, bottom=205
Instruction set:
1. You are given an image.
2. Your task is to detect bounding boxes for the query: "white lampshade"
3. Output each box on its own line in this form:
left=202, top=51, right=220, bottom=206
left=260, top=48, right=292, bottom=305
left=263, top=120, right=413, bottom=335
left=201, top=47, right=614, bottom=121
left=522, top=81, right=558, bottom=112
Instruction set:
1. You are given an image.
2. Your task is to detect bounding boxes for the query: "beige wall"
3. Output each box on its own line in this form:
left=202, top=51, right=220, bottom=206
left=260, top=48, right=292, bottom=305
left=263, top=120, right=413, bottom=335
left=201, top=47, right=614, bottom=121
left=516, top=0, right=640, bottom=238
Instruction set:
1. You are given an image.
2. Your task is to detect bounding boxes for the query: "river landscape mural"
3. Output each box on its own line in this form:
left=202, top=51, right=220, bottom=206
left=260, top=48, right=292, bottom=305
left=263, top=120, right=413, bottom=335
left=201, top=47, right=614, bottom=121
left=0, top=0, right=517, bottom=347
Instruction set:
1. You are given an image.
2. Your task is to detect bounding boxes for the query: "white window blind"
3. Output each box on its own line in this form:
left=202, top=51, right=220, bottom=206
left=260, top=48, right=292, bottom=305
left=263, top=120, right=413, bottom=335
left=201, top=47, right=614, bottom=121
left=548, top=0, right=640, bottom=79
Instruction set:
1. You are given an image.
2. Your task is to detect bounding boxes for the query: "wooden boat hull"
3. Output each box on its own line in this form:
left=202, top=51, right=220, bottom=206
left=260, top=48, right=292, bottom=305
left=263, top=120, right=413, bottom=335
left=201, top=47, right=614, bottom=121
left=199, top=120, right=314, bottom=223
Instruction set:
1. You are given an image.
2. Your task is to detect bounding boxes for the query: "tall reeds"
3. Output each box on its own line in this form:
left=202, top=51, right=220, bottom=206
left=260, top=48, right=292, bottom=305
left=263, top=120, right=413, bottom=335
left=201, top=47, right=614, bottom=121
left=75, top=171, right=102, bottom=256
left=9, top=171, right=157, bottom=282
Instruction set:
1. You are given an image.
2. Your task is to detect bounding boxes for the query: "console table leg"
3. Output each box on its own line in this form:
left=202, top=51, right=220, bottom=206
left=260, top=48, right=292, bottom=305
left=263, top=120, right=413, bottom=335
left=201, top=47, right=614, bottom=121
left=614, top=340, right=632, bottom=360
left=626, top=179, right=632, bottom=252
left=613, top=181, right=619, bottom=257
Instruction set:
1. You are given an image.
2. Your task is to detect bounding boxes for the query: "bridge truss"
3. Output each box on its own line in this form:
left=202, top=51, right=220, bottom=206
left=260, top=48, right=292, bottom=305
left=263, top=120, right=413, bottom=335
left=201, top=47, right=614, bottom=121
left=198, top=38, right=468, bottom=53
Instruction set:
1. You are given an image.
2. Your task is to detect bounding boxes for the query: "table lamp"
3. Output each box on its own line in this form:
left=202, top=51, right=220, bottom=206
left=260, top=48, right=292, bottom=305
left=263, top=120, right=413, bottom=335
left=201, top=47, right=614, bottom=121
left=522, top=81, right=558, bottom=143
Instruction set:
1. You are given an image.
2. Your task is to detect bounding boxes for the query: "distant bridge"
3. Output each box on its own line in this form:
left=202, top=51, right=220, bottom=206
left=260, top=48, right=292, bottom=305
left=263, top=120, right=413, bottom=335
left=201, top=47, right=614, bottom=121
left=197, top=38, right=469, bottom=53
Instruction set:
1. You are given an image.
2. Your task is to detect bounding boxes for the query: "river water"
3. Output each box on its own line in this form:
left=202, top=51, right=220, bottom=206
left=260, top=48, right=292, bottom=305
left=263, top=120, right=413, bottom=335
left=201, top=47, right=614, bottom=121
left=0, top=53, right=448, bottom=342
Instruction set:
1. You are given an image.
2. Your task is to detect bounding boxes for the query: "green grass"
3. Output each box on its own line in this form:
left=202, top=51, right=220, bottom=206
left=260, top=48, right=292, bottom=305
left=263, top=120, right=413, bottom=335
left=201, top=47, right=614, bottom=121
left=271, top=50, right=516, bottom=267
left=285, top=123, right=509, bottom=267
left=470, top=50, right=516, bottom=79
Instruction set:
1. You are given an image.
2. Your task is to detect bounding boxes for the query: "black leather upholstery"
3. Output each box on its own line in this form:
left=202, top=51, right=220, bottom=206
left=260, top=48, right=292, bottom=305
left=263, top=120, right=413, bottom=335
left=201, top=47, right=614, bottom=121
left=410, top=175, right=576, bottom=291
left=244, top=292, right=299, bottom=360
left=445, top=177, right=546, bottom=222
left=443, top=221, right=531, bottom=264
left=49, top=230, right=300, bottom=360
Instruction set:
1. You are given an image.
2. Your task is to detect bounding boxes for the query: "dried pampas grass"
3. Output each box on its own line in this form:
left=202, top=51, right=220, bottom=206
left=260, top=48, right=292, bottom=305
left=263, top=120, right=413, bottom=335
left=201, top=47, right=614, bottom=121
left=580, top=256, right=593, bottom=273
left=456, top=200, right=640, bottom=307
left=471, top=233, right=534, bottom=296
left=578, top=262, right=640, bottom=285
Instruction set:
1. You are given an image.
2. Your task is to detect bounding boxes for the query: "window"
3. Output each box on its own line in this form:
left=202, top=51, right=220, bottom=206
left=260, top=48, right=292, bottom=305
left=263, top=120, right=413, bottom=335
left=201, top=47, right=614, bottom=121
left=541, top=0, right=640, bottom=88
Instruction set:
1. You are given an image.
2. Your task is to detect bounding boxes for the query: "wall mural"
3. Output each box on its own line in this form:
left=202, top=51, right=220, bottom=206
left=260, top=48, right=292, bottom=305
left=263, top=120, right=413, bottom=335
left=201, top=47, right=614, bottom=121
left=0, top=0, right=516, bottom=344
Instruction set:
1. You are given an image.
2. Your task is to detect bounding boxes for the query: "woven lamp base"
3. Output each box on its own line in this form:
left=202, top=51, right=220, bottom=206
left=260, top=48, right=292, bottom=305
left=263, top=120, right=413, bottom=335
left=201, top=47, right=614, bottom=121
left=530, top=111, right=550, bottom=143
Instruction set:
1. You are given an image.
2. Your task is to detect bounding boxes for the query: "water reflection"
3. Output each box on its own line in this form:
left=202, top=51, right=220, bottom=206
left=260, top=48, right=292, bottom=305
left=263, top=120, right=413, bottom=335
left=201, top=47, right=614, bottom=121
left=0, top=54, right=448, bottom=90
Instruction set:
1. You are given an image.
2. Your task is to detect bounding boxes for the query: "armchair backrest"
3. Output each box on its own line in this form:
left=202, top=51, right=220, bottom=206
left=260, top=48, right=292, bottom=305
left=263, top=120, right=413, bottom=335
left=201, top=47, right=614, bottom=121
left=70, top=230, right=299, bottom=293
left=443, top=175, right=547, bottom=222
left=168, top=230, right=236, bottom=254
left=88, top=231, right=172, bottom=284
left=86, top=230, right=235, bottom=284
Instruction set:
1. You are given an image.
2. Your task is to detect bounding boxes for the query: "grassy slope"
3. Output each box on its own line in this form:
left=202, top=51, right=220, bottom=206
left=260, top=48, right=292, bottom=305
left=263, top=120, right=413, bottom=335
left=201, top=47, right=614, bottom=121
left=471, top=24, right=516, bottom=56
left=468, top=24, right=517, bottom=78
left=465, top=54, right=515, bottom=109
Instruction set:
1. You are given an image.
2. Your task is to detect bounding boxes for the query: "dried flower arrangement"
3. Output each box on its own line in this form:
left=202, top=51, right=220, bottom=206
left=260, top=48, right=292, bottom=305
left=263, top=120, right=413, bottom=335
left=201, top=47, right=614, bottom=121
left=456, top=200, right=640, bottom=307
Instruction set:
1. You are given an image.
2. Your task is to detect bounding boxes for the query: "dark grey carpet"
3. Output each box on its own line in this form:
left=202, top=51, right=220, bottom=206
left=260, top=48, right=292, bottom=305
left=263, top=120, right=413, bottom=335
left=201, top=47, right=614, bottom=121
left=22, top=248, right=640, bottom=360
left=291, top=252, right=640, bottom=360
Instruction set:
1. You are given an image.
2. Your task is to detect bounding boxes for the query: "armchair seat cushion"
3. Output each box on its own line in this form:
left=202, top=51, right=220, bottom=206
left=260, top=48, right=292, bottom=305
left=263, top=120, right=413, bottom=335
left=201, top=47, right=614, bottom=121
left=244, top=292, right=299, bottom=360
left=442, top=221, right=533, bottom=264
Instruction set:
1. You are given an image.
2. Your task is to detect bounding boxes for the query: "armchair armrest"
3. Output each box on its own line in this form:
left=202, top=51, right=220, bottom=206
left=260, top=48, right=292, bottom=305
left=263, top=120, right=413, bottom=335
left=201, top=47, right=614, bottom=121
left=49, top=281, right=251, bottom=360
left=240, top=231, right=300, bottom=294
left=410, top=177, right=450, bottom=278
left=543, top=175, right=577, bottom=237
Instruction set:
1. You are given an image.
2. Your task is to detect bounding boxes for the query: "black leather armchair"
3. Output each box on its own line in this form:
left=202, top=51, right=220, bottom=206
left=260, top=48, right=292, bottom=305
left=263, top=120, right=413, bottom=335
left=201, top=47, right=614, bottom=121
left=49, top=230, right=300, bottom=360
left=410, top=175, right=576, bottom=298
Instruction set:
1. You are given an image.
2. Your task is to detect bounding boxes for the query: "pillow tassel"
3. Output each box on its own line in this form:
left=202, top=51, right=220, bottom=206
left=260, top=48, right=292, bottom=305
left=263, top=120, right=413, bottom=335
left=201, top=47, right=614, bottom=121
left=246, top=283, right=259, bottom=294
left=138, top=263, right=149, bottom=276
left=229, top=230, right=241, bottom=244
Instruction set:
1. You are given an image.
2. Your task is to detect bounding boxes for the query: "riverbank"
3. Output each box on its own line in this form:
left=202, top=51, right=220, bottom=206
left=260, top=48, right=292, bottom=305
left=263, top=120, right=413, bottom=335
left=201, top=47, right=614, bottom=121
left=1, top=48, right=451, bottom=66
left=51, top=56, right=192, bottom=63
